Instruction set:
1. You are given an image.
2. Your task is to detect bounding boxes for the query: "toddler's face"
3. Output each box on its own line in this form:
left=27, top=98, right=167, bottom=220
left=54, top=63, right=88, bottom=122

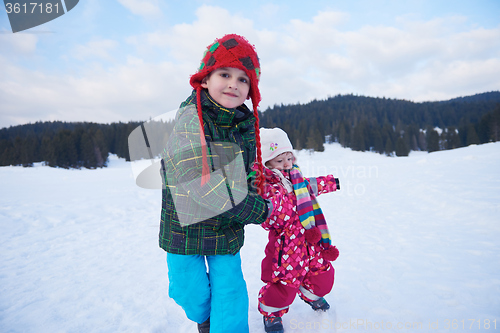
left=266, top=152, right=294, bottom=171
left=201, top=67, right=250, bottom=109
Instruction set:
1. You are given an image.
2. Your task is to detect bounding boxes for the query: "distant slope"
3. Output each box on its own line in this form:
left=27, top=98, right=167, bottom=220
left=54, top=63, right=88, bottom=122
left=259, top=91, right=500, bottom=155
left=1, top=92, right=499, bottom=168
left=442, top=91, right=500, bottom=103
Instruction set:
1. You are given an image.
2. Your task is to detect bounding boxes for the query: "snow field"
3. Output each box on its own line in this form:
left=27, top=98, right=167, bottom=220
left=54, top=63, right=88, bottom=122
left=1, top=142, right=499, bottom=332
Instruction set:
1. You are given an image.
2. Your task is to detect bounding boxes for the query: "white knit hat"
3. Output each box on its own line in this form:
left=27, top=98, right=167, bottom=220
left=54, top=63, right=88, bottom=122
left=260, top=127, right=294, bottom=165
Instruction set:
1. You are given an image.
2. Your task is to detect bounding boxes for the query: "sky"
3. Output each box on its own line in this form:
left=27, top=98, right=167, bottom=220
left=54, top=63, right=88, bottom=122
left=0, top=0, right=499, bottom=129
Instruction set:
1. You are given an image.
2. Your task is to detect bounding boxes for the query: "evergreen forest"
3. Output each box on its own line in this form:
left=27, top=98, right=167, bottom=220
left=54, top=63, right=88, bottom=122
left=1, top=91, right=499, bottom=169
left=259, top=91, right=500, bottom=156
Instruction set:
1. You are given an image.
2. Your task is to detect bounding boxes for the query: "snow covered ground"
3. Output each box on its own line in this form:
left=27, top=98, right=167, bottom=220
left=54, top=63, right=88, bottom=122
left=1, top=142, right=499, bottom=333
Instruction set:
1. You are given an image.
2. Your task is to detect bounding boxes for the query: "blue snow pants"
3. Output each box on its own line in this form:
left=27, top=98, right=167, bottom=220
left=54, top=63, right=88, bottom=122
left=166, top=252, right=249, bottom=333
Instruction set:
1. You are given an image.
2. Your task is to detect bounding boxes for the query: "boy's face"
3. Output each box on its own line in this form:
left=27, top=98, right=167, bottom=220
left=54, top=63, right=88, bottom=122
left=266, top=152, right=294, bottom=171
left=201, top=67, right=250, bottom=109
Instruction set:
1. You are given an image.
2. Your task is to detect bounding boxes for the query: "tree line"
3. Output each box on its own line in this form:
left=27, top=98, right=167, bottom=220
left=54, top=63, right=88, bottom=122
left=1, top=91, right=499, bottom=168
left=258, top=91, right=500, bottom=156
left=0, top=121, right=141, bottom=168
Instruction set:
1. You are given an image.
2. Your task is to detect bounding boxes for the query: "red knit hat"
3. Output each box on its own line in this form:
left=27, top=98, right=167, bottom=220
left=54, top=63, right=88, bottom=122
left=190, top=34, right=261, bottom=109
left=190, top=34, right=264, bottom=192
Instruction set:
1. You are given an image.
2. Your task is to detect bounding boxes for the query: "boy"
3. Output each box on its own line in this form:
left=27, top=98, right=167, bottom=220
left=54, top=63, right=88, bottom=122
left=159, top=34, right=269, bottom=333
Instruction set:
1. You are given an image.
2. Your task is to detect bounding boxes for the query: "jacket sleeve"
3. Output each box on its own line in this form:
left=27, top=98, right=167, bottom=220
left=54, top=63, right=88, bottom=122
left=307, top=175, right=339, bottom=197
left=259, top=181, right=294, bottom=232
left=162, top=106, right=267, bottom=227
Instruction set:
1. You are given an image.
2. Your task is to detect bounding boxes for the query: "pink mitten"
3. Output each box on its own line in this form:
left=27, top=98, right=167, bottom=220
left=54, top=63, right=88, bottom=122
left=304, top=227, right=322, bottom=244
left=322, top=246, right=340, bottom=261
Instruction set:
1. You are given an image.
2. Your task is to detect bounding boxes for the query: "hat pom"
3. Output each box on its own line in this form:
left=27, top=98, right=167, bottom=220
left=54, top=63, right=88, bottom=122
left=304, top=227, right=322, bottom=244
left=322, top=246, right=340, bottom=262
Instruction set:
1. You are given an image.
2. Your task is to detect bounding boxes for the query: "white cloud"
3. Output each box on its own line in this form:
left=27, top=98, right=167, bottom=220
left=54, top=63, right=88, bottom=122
left=406, top=58, right=500, bottom=101
left=117, top=0, right=162, bottom=19
left=125, top=5, right=260, bottom=73
left=0, top=55, right=191, bottom=127
left=0, top=33, right=38, bottom=55
left=1, top=4, right=499, bottom=128
left=71, top=39, right=119, bottom=61
left=148, top=5, right=256, bottom=60
left=255, top=14, right=500, bottom=104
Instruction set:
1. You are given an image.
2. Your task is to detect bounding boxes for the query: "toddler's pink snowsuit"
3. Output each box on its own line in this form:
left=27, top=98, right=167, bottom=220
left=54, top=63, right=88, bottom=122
left=256, top=166, right=339, bottom=317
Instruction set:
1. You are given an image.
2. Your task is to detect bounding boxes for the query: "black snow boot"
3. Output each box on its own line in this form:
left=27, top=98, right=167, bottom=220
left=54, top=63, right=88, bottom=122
left=263, top=316, right=284, bottom=333
left=302, top=296, right=330, bottom=311
left=197, top=317, right=210, bottom=333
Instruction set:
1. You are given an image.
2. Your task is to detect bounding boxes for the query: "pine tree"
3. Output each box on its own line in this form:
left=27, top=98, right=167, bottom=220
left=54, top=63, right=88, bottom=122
left=20, top=134, right=39, bottom=166
left=41, top=134, right=55, bottom=166
left=11, top=136, right=22, bottom=165
left=427, top=129, right=440, bottom=152
left=338, top=122, right=349, bottom=147
left=52, top=129, right=78, bottom=168
left=395, top=137, right=409, bottom=156
left=372, top=128, right=384, bottom=153
left=80, top=131, right=97, bottom=168
left=445, top=127, right=460, bottom=149
left=0, top=139, right=9, bottom=166
left=351, top=125, right=366, bottom=151
left=466, top=124, right=480, bottom=146
left=491, top=106, right=500, bottom=142
left=385, top=137, right=394, bottom=156
left=0, top=139, right=15, bottom=166
left=305, top=126, right=324, bottom=151
left=418, top=131, right=427, bottom=151
left=477, top=115, right=491, bottom=144
left=93, top=128, right=108, bottom=167
left=411, top=135, right=418, bottom=151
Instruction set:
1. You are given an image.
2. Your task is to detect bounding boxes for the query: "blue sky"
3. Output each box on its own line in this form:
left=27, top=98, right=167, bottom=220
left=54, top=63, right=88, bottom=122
left=1, top=0, right=499, bottom=128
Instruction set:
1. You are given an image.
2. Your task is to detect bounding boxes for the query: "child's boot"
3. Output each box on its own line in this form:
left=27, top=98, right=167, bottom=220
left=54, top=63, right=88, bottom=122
left=197, top=317, right=210, bottom=333
left=302, top=296, right=330, bottom=311
left=263, top=316, right=284, bottom=333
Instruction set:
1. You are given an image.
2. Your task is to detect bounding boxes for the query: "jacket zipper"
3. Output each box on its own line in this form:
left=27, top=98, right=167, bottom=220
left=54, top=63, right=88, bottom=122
left=277, top=235, right=285, bottom=267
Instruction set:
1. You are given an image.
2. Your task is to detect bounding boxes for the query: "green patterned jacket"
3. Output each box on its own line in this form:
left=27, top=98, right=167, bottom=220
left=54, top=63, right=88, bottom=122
left=159, top=90, right=268, bottom=255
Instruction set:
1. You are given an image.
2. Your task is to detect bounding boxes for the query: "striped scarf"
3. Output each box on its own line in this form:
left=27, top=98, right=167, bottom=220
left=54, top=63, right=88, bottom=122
left=290, top=165, right=332, bottom=248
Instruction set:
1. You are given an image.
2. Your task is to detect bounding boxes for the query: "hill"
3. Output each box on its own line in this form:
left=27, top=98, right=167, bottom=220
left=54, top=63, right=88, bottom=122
left=259, top=91, right=500, bottom=155
left=443, top=91, right=500, bottom=103
left=1, top=91, right=499, bottom=168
